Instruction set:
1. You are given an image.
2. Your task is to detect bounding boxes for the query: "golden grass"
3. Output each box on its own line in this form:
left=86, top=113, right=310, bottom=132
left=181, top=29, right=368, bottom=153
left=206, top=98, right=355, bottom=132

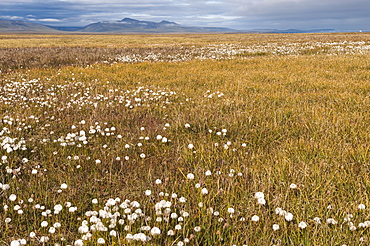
left=1, top=33, right=370, bottom=245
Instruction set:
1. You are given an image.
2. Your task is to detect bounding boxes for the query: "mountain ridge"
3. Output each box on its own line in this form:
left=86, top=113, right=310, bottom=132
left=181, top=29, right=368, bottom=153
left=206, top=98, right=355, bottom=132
left=78, top=18, right=235, bottom=33
left=0, top=18, right=345, bottom=34
left=0, top=19, right=59, bottom=33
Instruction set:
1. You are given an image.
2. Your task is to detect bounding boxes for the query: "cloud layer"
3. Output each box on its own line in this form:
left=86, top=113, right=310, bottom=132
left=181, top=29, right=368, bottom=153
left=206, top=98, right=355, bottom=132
left=1, top=0, right=369, bottom=31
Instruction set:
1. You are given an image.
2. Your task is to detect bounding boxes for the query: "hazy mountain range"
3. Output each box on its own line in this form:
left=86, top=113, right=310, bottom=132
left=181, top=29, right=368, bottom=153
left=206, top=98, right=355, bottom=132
left=0, top=18, right=336, bottom=34
left=0, top=19, right=59, bottom=33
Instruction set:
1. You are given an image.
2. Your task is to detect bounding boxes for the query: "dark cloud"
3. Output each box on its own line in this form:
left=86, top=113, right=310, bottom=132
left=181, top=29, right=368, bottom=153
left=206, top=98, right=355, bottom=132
left=0, top=0, right=369, bottom=31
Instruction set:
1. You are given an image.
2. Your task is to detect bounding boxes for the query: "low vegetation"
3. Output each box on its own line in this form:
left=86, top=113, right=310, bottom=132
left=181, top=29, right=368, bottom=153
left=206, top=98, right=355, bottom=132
left=1, top=33, right=370, bottom=246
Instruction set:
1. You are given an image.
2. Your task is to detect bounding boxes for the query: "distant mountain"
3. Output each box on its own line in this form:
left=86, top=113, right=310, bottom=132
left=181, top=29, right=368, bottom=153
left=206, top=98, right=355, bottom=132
left=46, top=26, right=83, bottom=32
left=0, top=19, right=58, bottom=33
left=0, top=17, right=343, bottom=34
left=79, top=18, right=236, bottom=33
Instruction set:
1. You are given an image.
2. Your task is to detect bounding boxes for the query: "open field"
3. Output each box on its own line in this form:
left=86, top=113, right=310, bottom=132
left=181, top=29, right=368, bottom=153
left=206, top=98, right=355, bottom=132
left=1, top=33, right=370, bottom=245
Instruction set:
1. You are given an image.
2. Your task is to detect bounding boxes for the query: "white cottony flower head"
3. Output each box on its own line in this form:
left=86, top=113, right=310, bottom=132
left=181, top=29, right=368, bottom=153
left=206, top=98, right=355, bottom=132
left=188, top=144, right=194, bottom=149
left=326, top=218, right=338, bottom=225
left=54, top=204, right=63, bottom=213
left=272, top=224, right=280, bottom=231
left=251, top=215, right=260, bottom=222
left=179, top=197, right=186, bottom=203
left=201, top=188, right=209, bottom=195
left=298, top=221, right=307, bottom=229
left=313, top=217, right=321, bottom=224
left=194, top=226, right=201, bottom=232
left=285, top=212, right=293, bottom=222
left=358, top=204, right=366, bottom=210
left=150, top=227, right=161, bottom=236
left=97, top=238, right=105, bottom=244
left=10, top=240, right=21, bottom=246
left=39, top=236, right=49, bottom=243
left=289, top=183, right=298, bottom=189
left=9, top=194, right=17, bottom=201
left=254, top=192, right=264, bottom=199
left=257, top=198, right=266, bottom=205
left=60, top=183, right=68, bottom=189
left=227, top=207, right=235, bottom=214
left=186, top=173, right=195, bottom=180
left=48, top=227, right=56, bottom=234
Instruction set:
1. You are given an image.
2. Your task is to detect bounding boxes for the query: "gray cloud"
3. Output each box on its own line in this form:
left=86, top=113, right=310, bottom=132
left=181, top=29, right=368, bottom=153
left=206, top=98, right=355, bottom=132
left=0, top=0, right=369, bottom=31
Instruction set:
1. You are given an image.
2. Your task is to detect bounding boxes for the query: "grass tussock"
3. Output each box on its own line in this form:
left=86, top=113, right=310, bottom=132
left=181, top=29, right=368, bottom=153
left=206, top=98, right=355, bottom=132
left=1, top=33, right=370, bottom=246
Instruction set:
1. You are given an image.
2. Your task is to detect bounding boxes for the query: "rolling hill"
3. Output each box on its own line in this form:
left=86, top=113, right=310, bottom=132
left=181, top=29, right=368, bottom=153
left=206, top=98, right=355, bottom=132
left=78, top=18, right=236, bottom=33
left=0, top=19, right=59, bottom=33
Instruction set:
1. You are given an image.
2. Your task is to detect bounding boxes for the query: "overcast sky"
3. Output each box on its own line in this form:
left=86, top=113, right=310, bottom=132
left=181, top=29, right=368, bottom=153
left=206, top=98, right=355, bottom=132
left=1, top=0, right=369, bottom=31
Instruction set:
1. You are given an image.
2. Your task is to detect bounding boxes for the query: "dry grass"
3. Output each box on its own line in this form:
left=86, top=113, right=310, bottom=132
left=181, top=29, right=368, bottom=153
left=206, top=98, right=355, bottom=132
left=1, top=33, right=370, bottom=246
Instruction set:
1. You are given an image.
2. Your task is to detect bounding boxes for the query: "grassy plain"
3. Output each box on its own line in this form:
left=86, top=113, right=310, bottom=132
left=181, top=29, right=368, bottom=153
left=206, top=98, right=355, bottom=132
left=1, top=33, right=370, bottom=245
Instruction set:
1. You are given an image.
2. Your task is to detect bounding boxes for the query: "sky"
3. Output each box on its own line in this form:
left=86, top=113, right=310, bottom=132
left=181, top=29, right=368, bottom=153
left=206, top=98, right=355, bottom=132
left=0, top=0, right=369, bottom=31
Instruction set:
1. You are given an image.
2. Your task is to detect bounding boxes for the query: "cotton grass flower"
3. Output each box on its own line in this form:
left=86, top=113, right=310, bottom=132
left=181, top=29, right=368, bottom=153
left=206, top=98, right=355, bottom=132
left=313, top=217, right=321, bottom=224
left=10, top=240, right=21, bottom=246
left=9, top=194, right=17, bottom=201
left=298, top=221, right=307, bottom=229
left=97, top=238, right=105, bottom=244
left=285, top=212, right=293, bottom=222
left=254, top=192, right=264, bottom=199
left=358, top=204, right=366, bottom=210
left=150, top=227, right=161, bottom=236
left=187, top=173, right=195, bottom=180
left=257, top=198, right=266, bottom=205
left=48, top=227, right=56, bottom=234
left=194, top=226, right=201, bottom=232
left=326, top=218, right=338, bottom=225
left=179, top=197, right=186, bottom=203
left=251, top=215, right=260, bottom=222
left=272, top=224, right=280, bottom=231
left=73, top=239, right=84, bottom=246
left=201, top=188, right=209, bottom=195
